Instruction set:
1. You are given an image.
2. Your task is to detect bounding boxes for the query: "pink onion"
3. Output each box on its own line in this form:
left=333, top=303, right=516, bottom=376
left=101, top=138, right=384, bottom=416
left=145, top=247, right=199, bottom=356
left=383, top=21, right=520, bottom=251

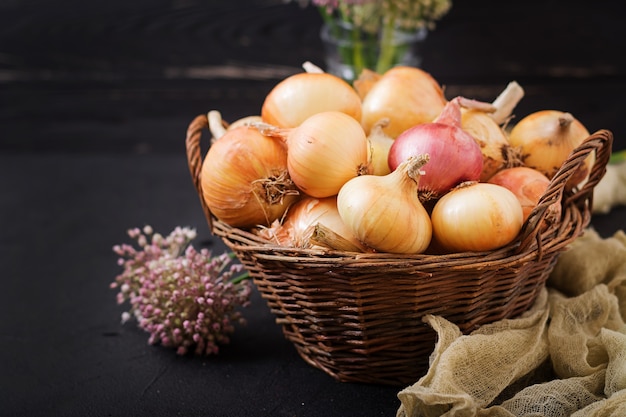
left=387, top=97, right=484, bottom=200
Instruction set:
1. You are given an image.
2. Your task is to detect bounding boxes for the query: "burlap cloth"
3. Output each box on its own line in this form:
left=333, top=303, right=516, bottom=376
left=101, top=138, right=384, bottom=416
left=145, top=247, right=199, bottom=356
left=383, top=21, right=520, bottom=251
left=397, top=228, right=626, bottom=417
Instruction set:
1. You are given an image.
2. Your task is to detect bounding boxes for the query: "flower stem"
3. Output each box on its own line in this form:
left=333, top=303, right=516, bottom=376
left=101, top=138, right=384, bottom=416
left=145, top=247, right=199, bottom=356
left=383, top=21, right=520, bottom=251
left=231, top=271, right=250, bottom=285
left=376, top=16, right=397, bottom=74
left=351, top=26, right=365, bottom=78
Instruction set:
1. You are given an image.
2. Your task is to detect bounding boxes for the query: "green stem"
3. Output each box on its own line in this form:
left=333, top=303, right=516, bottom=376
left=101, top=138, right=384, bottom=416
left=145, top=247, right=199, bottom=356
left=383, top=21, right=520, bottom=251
left=227, top=252, right=250, bottom=284
left=317, top=6, right=333, bottom=28
left=351, top=26, right=365, bottom=78
left=230, top=271, right=250, bottom=285
left=376, top=16, right=397, bottom=74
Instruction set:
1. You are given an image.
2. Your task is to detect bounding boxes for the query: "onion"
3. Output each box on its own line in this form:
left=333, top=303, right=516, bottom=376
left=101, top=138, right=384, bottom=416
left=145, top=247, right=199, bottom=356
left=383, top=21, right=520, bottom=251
left=260, top=196, right=367, bottom=252
left=508, top=110, right=593, bottom=188
left=461, top=108, right=514, bottom=181
left=487, top=166, right=561, bottom=224
left=431, top=182, right=524, bottom=252
left=360, top=66, right=447, bottom=138
left=261, top=111, right=371, bottom=198
left=353, top=68, right=383, bottom=101
left=200, top=125, right=300, bottom=228
left=337, top=154, right=432, bottom=254
left=261, top=69, right=362, bottom=129
left=388, top=97, right=484, bottom=200
left=460, top=82, right=525, bottom=180
left=367, top=118, right=395, bottom=176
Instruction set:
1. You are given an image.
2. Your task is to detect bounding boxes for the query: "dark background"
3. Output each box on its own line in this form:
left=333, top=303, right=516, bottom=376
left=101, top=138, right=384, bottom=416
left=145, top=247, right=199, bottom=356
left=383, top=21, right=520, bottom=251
left=1, top=1, right=625, bottom=416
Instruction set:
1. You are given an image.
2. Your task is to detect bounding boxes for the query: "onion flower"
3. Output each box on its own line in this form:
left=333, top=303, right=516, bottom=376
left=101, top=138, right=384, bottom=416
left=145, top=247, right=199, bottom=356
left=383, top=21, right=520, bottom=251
left=111, top=225, right=251, bottom=356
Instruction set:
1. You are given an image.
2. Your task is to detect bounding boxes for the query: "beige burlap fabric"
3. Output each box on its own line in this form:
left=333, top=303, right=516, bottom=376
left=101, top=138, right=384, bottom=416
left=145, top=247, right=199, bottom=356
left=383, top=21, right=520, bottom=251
left=397, top=229, right=626, bottom=417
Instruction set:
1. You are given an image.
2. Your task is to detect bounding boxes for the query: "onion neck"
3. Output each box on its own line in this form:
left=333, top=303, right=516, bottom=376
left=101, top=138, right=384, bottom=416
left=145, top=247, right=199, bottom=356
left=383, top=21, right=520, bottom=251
left=438, top=96, right=497, bottom=128
left=435, top=97, right=462, bottom=127
left=559, top=112, right=574, bottom=130
left=251, top=121, right=290, bottom=145
left=490, top=81, right=525, bottom=125
left=458, top=96, right=497, bottom=114
left=397, top=154, right=430, bottom=185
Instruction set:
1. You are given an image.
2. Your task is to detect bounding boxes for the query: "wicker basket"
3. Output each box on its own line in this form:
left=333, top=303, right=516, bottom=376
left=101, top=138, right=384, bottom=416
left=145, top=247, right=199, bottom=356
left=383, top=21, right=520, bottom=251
left=185, top=114, right=613, bottom=386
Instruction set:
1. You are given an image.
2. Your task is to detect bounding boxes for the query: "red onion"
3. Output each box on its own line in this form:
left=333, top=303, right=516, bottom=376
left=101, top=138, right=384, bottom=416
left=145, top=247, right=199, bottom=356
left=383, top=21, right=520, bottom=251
left=387, top=97, right=484, bottom=200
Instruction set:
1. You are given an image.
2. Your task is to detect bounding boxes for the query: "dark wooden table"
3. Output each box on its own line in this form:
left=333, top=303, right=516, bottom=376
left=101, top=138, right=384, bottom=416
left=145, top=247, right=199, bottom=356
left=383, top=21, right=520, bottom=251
left=1, top=1, right=625, bottom=416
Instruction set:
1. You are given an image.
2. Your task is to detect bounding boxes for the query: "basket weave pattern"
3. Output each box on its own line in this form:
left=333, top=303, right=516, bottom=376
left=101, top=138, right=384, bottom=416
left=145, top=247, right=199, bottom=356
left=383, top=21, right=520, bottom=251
left=186, top=114, right=613, bottom=386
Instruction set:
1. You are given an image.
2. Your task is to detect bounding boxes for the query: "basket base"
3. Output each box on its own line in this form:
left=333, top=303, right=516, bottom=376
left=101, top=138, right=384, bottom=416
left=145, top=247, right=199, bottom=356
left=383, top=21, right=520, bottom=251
left=291, top=333, right=436, bottom=386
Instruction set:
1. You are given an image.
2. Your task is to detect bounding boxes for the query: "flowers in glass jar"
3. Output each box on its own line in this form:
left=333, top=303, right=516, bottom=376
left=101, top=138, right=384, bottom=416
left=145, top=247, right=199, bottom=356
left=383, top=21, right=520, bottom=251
left=314, top=0, right=452, bottom=33
left=307, top=0, right=452, bottom=80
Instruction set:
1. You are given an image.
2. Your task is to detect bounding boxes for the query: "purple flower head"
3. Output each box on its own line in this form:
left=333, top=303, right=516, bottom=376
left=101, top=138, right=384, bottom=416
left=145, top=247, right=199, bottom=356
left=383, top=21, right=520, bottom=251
left=112, top=225, right=251, bottom=355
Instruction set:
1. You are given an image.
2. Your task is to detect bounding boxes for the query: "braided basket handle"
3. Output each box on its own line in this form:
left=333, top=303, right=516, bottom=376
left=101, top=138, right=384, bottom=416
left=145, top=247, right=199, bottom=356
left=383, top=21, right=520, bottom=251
left=186, top=114, right=216, bottom=231
left=516, top=129, right=614, bottom=255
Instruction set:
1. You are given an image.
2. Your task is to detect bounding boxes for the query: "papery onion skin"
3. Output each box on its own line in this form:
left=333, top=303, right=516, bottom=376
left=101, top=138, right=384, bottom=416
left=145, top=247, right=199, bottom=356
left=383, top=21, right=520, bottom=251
left=337, top=155, right=432, bottom=254
left=200, top=126, right=300, bottom=229
left=367, top=119, right=395, bottom=176
left=461, top=108, right=514, bottom=181
left=388, top=98, right=484, bottom=199
left=286, top=111, right=371, bottom=198
left=431, top=182, right=523, bottom=253
left=360, top=66, right=447, bottom=138
left=262, top=196, right=367, bottom=251
left=508, top=110, right=593, bottom=188
left=487, top=166, right=561, bottom=224
left=261, top=72, right=362, bottom=129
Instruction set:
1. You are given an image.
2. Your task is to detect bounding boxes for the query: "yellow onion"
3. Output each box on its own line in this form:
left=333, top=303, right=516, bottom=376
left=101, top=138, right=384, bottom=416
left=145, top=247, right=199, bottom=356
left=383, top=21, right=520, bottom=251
left=267, top=111, right=371, bottom=198
left=337, top=154, right=432, bottom=254
left=431, top=182, right=523, bottom=252
left=353, top=68, right=382, bottom=100
left=462, top=108, right=516, bottom=181
left=508, top=110, right=593, bottom=188
left=460, top=83, right=525, bottom=181
left=261, top=71, right=362, bottom=129
left=367, top=118, right=395, bottom=176
left=488, top=166, right=561, bottom=224
left=360, top=66, right=447, bottom=138
left=260, top=196, right=367, bottom=252
left=200, top=125, right=300, bottom=229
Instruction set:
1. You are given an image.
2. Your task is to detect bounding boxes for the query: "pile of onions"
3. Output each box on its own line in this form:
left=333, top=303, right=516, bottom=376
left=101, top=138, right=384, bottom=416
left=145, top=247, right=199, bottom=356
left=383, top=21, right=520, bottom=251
left=261, top=111, right=371, bottom=198
left=431, top=182, right=524, bottom=252
left=198, top=66, right=593, bottom=256
left=388, top=97, right=484, bottom=200
left=337, top=155, right=432, bottom=254
left=200, top=125, right=300, bottom=229
left=488, top=166, right=561, bottom=224
left=261, top=66, right=362, bottom=129
left=360, top=66, right=447, bottom=138
left=508, top=110, right=593, bottom=188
